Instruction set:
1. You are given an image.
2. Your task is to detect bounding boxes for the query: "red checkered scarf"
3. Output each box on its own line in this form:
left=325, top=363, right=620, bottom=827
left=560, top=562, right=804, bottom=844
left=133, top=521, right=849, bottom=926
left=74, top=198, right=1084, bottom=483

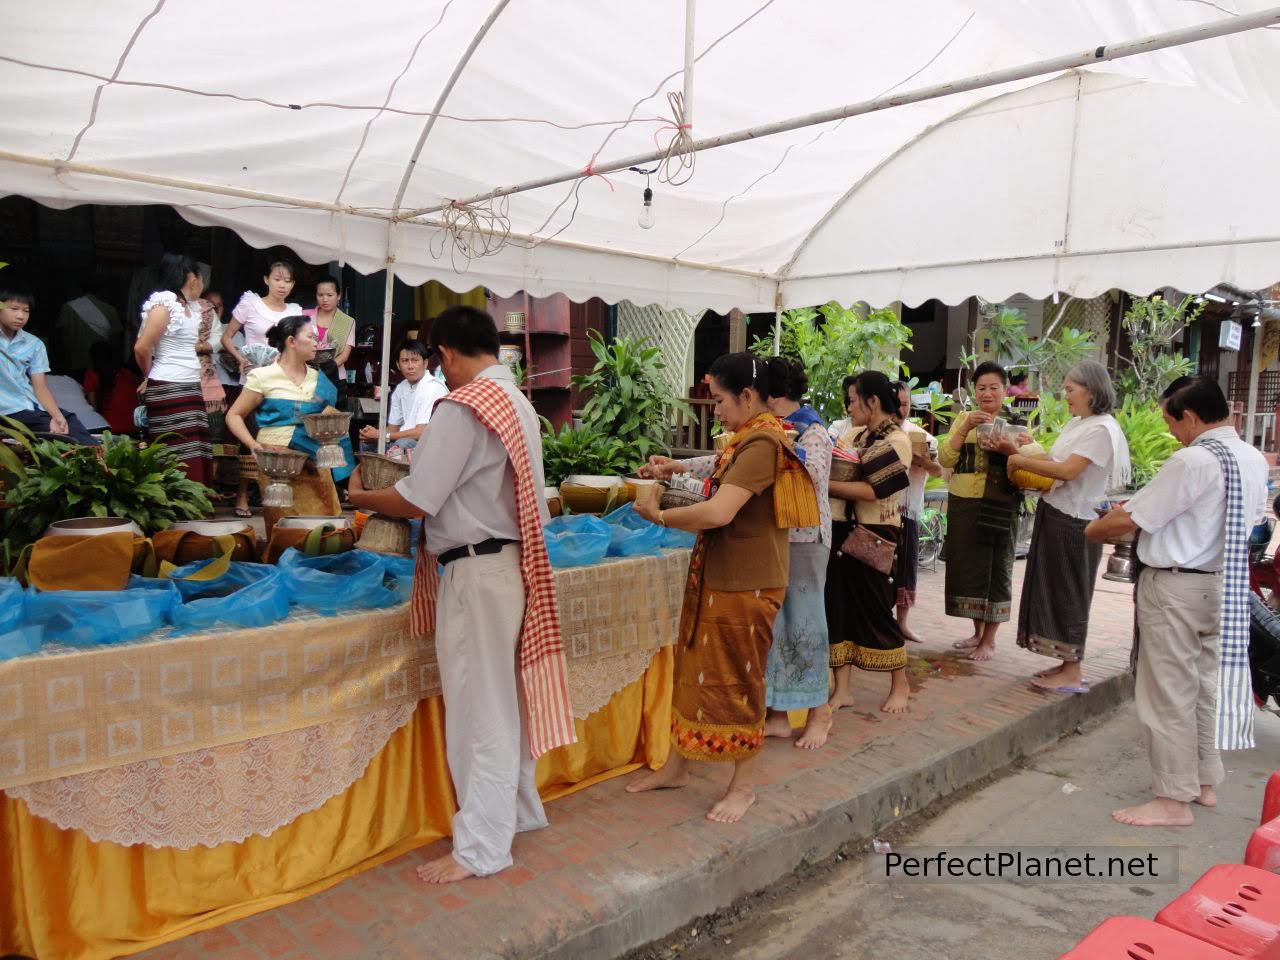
left=409, top=376, right=576, bottom=758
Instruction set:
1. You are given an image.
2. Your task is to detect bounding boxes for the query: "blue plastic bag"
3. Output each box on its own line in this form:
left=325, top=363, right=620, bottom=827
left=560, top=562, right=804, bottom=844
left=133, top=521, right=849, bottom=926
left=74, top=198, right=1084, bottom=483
left=26, top=576, right=173, bottom=648
left=278, top=548, right=400, bottom=615
left=543, top=514, right=611, bottom=568
left=378, top=553, right=416, bottom=604
left=602, top=503, right=665, bottom=558
left=169, top=560, right=291, bottom=632
left=661, top=526, right=697, bottom=549
left=0, top=577, right=41, bottom=659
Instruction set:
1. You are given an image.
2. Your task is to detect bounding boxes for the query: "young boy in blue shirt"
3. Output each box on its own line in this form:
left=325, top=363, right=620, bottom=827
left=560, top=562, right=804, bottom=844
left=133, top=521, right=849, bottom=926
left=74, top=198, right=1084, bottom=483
left=0, top=283, right=98, bottom=444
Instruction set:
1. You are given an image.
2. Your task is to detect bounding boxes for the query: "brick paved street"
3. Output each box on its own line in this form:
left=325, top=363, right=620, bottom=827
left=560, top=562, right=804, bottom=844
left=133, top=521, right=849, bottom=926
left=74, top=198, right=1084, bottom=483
left=139, top=557, right=1142, bottom=960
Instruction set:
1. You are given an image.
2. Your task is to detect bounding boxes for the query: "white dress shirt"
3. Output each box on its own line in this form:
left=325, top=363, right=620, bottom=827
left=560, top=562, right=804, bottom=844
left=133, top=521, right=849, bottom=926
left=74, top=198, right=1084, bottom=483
left=395, top=364, right=549, bottom=555
left=1126, top=425, right=1269, bottom=570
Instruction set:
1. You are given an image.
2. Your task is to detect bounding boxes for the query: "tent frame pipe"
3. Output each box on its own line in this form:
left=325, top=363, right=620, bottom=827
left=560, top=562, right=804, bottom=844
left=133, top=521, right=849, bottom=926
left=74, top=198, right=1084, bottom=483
left=376, top=256, right=397, bottom=456
left=401, top=6, right=1280, bottom=220
left=683, top=0, right=696, bottom=134
left=1246, top=318, right=1263, bottom=448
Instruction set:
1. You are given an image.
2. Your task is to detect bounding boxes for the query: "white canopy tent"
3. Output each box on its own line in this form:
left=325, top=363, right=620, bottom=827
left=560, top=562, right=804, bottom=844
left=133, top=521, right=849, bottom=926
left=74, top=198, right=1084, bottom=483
left=5, top=0, right=1280, bottom=432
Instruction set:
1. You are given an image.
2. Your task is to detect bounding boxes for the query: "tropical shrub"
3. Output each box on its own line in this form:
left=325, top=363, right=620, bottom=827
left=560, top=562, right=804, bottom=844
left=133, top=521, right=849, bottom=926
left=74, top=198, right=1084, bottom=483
left=750, top=302, right=912, bottom=422
left=1116, top=294, right=1199, bottom=404
left=1115, top=395, right=1180, bottom=489
left=572, top=332, right=690, bottom=472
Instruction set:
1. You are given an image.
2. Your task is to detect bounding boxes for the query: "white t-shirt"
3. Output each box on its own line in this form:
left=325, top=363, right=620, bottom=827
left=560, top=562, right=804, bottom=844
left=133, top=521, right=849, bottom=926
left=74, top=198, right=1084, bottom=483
left=388, top=376, right=449, bottom=431
left=231, top=292, right=302, bottom=349
left=1126, top=425, right=1270, bottom=570
left=1041, top=415, right=1119, bottom=521
left=900, top=420, right=939, bottom=518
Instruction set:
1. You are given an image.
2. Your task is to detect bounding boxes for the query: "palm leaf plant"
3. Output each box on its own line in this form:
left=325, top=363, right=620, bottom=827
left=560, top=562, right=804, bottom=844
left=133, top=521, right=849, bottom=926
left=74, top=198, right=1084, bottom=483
left=0, top=418, right=212, bottom=569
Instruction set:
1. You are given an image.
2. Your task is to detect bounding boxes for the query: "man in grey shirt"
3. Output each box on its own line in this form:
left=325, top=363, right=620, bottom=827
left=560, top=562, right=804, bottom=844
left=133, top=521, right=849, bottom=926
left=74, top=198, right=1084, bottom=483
left=349, top=306, right=563, bottom=884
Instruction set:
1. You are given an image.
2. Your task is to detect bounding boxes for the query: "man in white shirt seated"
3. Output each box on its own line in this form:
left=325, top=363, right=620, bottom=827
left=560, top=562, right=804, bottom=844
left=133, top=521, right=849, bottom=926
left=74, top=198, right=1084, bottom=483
left=359, top=339, right=448, bottom=455
left=1087, top=375, right=1268, bottom=828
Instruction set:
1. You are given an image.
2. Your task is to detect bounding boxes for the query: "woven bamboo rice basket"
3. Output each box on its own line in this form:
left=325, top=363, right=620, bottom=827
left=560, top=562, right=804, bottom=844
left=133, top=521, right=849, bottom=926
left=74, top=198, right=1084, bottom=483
left=1011, top=468, right=1054, bottom=492
left=359, top=452, right=411, bottom=491
left=358, top=514, right=412, bottom=555
left=659, top=486, right=707, bottom=510
left=830, top=458, right=861, bottom=483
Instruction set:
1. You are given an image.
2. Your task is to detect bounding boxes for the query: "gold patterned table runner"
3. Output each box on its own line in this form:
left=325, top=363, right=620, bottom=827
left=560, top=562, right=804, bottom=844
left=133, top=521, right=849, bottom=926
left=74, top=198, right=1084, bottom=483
left=0, top=549, right=689, bottom=788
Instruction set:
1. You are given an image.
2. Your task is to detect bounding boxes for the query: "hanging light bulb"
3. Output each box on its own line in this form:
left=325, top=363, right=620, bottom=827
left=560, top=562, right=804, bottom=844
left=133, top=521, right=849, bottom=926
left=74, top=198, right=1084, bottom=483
left=638, top=186, right=655, bottom=230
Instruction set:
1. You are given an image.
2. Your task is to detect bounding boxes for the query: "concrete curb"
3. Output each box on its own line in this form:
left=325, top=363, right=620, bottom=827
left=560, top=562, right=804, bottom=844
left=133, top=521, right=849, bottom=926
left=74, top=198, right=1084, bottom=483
left=544, top=670, right=1135, bottom=960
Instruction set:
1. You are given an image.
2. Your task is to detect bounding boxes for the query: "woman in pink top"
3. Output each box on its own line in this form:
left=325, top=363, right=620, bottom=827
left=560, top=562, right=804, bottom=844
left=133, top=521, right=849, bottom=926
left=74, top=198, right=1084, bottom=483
left=221, top=260, right=302, bottom=373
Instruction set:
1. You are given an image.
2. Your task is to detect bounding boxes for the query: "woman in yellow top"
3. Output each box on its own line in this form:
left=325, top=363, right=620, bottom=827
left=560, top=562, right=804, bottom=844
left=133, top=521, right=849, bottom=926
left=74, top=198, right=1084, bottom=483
left=937, top=361, right=1042, bottom=661
left=225, top=315, right=353, bottom=535
left=826, top=371, right=914, bottom=716
left=630, top=352, right=818, bottom=823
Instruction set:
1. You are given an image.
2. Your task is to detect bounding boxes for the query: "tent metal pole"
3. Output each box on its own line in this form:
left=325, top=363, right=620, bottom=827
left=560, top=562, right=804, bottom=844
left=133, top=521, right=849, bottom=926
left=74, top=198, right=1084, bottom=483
left=401, top=6, right=1280, bottom=220
left=376, top=252, right=398, bottom=456
left=683, top=0, right=696, bottom=132
left=1246, top=320, right=1263, bottom=447
left=772, top=288, right=783, bottom=357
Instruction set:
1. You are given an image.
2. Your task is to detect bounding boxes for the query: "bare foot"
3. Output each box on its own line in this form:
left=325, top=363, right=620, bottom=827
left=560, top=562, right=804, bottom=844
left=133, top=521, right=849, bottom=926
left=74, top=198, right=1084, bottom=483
left=1194, top=785, right=1217, bottom=807
left=828, top=689, right=857, bottom=711
left=764, top=714, right=796, bottom=739
left=794, top=707, right=833, bottom=750
left=707, top=787, right=756, bottom=823
left=625, top=762, right=691, bottom=793
left=967, top=640, right=996, bottom=662
left=900, top=626, right=923, bottom=643
left=1033, top=664, right=1065, bottom=679
left=952, top=634, right=981, bottom=650
left=416, top=852, right=475, bottom=884
left=880, top=687, right=910, bottom=713
left=1111, top=797, right=1194, bottom=827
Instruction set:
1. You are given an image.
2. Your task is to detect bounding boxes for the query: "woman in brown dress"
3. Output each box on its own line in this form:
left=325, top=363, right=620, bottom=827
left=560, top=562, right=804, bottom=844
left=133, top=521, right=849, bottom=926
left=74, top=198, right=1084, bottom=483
left=630, top=352, right=818, bottom=822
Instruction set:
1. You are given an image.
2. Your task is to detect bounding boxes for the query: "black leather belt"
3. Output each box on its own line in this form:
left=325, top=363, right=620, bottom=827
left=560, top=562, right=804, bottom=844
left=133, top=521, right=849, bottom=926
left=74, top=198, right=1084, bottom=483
left=438, top=538, right=517, bottom=566
left=1147, top=565, right=1219, bottom=576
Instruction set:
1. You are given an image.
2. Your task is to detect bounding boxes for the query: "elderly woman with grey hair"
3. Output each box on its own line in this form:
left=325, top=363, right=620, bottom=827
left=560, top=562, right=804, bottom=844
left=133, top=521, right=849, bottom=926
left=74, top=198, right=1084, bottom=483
left=998, top=359, right=1131, bottom=692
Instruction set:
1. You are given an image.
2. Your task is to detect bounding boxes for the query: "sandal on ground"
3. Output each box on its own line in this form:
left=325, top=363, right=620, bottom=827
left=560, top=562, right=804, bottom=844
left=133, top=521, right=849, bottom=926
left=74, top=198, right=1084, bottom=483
left=1030, top=679, right=1090, bottom=695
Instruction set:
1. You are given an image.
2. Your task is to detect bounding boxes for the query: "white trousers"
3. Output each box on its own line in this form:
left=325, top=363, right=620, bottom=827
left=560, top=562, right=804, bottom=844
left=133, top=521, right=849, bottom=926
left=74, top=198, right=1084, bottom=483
left=1134, top=567, right=1225, bottom=803
left=436, top=544, right=547, bottom=875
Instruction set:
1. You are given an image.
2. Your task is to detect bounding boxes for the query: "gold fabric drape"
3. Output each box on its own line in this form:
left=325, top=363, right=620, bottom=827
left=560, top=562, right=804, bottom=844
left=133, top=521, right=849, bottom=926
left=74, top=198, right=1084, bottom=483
left=0, top=649, right=673, bottom=960
left=412, top=281, right=487, bottom=326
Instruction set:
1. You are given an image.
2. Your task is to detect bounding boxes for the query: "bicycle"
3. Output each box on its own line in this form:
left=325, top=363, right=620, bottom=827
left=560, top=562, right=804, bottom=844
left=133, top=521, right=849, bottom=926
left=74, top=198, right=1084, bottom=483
left=917, top=489, right=948, bottom=571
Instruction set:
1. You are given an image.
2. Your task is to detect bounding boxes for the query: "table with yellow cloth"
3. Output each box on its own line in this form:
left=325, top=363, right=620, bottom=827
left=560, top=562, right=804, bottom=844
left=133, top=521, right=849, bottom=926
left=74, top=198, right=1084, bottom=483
left=0, top=549, right=689, bottom=960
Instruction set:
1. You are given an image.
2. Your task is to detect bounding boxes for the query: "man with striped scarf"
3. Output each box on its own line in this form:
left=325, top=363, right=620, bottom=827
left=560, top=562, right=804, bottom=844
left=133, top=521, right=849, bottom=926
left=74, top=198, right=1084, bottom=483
left=349, top=306, right=575, bottom=882
left=1088, top=376, right=1267, bottom=827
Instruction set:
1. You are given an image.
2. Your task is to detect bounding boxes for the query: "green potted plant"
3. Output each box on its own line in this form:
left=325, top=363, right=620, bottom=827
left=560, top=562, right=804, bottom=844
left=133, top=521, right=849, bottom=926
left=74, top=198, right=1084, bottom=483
left=0, top=420, right=212, bottom=573
left=572, top=332, right=691, bottom=473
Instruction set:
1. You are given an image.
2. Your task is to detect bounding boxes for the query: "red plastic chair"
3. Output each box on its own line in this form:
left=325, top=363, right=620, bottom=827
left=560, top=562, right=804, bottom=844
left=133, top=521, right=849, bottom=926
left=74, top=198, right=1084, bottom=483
left=1156, top=864, right=1280, bottom=957
left=1058, top=916, right=1236, bottom=958
left=1247, top=819, right=1280, bottom=874
left=1264, top=772, right=1280, bottom=826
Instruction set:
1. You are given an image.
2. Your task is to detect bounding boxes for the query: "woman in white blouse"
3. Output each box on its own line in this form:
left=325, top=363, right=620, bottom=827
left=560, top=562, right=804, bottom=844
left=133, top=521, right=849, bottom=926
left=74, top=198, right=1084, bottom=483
left=134, top=253, right=222, bottom=486
left=1001, top=359, right=1131, bottom=692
